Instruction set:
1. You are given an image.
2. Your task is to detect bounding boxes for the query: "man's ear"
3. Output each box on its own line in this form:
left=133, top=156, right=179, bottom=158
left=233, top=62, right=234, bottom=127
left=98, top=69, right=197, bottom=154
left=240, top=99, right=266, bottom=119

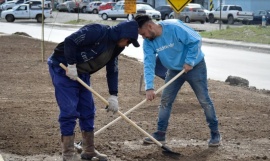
left=148, top=22, right=153, bottom=30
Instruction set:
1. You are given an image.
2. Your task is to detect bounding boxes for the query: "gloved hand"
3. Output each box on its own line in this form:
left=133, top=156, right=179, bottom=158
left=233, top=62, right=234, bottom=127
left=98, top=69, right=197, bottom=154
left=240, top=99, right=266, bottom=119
left=106, top=95, right=119, bottom=114
left=66, top=64, right=77, bottom=80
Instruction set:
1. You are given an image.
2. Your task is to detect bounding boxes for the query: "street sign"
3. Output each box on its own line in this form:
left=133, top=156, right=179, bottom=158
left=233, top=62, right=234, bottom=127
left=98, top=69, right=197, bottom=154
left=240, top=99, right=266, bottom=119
left=167, top=0, right=192, bottom=13
left=210, top=0, right=214, bottom=11
left=125, top=0, right=136, bottom=14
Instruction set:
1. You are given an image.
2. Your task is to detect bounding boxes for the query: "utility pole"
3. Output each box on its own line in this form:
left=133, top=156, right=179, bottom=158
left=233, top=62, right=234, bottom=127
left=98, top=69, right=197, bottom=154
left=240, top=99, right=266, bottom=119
left=41, top=0, right=45, bottom=62
left=219, top=0, right=222, bottom=30
left=76, top=0, right=80, bottom=22
left=173, top=11, right=180, bottom=20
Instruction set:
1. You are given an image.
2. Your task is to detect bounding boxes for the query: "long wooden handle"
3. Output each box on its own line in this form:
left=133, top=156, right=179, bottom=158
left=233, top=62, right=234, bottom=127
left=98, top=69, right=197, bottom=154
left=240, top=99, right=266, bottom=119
left=117, top=110, right=163, bottom=146
left=59, top=63, right=164, bottom=146
left=95, top=68, right=185, bottom=136
left=59, top=63, right=109, bottom=105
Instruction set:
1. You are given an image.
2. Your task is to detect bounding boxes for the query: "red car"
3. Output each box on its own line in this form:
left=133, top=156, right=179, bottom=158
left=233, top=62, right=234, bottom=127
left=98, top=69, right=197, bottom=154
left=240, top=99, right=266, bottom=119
left=98, top=2, right=116, bottom=11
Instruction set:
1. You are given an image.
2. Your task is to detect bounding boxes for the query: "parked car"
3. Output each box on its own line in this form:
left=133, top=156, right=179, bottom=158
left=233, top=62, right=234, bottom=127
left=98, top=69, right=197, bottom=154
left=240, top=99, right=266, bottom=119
left=115, top=0, right=153, bottom=7
left=0, top=0, right=14, bottom=5
left=208, top=5, right=253, bottom=24
left=78, top=0, right=90, bottom=13
left=187, top=3, right=210, bottom=22
left=1, top=3, right=51, bottom=22
left=250, top=10, right=270, bottom=25
left=22, top=0, right=52, bottom=17
left=99, top=3, right=161, bottom=21
left=85, top=1, right=102, bottom=14
left=136, top=4, right=161, bottom=20
left=0, top=0, right=16, bottom=10
left=155, top=5, right=173, bottom=20
left=169, top=5, right=206, bottom=24
left=57, top=1, right=76, bottom=12
left=24, top=0, right=41, bottom=8
left=14, top=0, right=30, bottom=7
left=98, top=1, right=115, bottom=11
left=23, top=0, right=51, bottom=9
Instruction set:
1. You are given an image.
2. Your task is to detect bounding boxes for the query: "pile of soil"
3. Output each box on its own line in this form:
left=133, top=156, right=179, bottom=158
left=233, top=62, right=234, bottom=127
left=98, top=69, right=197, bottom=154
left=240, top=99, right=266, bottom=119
left=0, top=35, right=269, bottom=161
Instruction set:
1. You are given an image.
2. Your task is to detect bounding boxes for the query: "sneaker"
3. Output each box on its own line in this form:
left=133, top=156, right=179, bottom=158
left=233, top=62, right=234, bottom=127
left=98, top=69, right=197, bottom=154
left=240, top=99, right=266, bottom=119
left=208, top=131, right=221, bottom=147
left=143, top=131, right=166, bottom=144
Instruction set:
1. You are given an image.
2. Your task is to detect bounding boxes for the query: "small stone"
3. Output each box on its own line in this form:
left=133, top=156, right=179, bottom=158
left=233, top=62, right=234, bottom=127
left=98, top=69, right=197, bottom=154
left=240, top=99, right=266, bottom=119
left=225, top=76, right=249, bottom=87
left=262, top=156, right=268, bottom=160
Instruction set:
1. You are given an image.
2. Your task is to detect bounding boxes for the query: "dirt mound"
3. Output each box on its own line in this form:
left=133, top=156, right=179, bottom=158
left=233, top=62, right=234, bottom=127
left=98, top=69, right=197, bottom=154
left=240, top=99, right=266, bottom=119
left=0, top=35, right=270, bottom=161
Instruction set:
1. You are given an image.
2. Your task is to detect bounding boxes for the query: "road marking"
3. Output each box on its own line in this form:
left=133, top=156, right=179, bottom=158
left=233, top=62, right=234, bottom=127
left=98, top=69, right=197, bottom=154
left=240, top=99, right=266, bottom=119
left=0, top=154, right=4, bottom=161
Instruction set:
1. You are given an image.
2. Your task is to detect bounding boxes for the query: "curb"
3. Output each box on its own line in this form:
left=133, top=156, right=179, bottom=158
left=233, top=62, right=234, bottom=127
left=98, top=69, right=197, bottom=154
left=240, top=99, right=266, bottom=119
left=202, top=38, right=270, bottom=54
left=45, top=22, right=84, bottom=28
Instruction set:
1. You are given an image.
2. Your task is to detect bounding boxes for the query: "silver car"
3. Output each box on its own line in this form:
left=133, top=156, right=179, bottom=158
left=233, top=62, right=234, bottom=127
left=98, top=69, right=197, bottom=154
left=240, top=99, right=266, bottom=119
left=0, top=1, right=16, bottom=10
left=85, top=1, right=102, bottom=14
left=99, top=3, right=161, bottom=21
left=57, top=1, right=76, bottom=12
left=169, top=5, right=207, bottom=24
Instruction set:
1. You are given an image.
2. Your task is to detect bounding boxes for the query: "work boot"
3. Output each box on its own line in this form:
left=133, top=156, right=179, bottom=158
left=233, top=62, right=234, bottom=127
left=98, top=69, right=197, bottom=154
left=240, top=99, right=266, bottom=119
left=61, top=135, right=81, bottom=161
left=143, top=131, right=166, bottom=144
left=81, top=131, right=107, bottom=161
left=208, top=131, right=221, bottom=147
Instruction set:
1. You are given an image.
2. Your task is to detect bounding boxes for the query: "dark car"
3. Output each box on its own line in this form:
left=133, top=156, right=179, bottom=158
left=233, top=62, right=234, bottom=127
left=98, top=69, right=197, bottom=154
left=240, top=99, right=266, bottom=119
left=250, top=10, right=270, bottom=25
left=155, top=5, right=173, bottom=20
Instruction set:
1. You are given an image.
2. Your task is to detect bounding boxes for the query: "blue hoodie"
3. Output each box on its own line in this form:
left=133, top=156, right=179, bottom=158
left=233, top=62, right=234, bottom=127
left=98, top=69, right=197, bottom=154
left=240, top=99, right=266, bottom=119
left=143, top=19, right=204, bottom=90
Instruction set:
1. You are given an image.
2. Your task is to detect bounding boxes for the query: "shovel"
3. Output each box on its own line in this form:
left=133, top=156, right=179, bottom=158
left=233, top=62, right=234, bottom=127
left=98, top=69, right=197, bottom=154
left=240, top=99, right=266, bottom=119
left=60, top=63, right=183, bottom=156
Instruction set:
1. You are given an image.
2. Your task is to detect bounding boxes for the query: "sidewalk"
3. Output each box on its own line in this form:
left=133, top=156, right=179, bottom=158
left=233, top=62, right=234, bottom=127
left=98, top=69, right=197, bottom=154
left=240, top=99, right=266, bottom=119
left=202, top=38, right=270, bottom=54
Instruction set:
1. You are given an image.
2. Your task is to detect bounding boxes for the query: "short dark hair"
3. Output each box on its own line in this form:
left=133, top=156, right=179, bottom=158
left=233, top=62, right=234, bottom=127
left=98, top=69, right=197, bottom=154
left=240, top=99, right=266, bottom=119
left=134, top=15, right=152, bottom=28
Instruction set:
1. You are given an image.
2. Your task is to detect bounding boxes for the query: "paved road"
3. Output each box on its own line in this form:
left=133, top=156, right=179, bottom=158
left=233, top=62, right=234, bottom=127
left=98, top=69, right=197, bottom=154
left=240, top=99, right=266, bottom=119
left=45, top=11, right=244, bottom=31
left=0, top=11, right=244, bottom=32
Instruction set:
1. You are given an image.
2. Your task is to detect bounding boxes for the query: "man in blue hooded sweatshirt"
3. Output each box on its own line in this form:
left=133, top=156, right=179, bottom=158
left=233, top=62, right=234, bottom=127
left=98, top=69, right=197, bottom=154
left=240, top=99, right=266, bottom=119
left=134, top=15, right=221, bottom=147
left=47, top=20, right=140, bottom=161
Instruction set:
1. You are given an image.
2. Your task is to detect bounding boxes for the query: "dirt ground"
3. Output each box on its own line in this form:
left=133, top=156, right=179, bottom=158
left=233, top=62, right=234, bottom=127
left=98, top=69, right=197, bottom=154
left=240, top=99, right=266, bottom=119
left=0, top=34, right=270, bottom=161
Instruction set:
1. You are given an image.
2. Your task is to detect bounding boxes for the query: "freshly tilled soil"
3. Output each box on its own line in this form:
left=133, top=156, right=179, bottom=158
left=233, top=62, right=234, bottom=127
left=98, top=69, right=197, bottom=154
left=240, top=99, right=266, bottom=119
left=0, top=35, right=270, bottom=161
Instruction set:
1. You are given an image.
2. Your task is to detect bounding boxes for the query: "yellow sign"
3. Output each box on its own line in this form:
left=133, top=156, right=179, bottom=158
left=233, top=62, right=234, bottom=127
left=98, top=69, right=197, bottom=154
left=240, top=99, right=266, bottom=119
left=167, top=0, right=192, bottom=13
left=125, top=0, right=136, bottom=14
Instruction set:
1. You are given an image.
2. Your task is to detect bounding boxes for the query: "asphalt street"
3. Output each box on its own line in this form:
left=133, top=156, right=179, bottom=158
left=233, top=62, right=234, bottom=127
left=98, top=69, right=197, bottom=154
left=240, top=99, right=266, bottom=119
left=44, top=12, right=270, bottom=53
left=44, top=11, right=235, bottom=31
left=0, top=11, right=247, bottom=32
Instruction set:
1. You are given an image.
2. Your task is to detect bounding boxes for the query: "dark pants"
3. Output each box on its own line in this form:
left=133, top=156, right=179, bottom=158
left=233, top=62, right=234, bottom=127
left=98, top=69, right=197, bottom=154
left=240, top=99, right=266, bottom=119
left=48, top=63, right=95, bottom=136
left=155, top=56, right=167, bottom=80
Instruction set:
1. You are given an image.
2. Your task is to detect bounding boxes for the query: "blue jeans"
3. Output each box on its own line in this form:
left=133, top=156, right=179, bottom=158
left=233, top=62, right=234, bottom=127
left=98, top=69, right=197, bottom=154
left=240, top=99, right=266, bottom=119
left=48, top=63, right=96, bottom=136
left=157, top=59, right=219, bottom=132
